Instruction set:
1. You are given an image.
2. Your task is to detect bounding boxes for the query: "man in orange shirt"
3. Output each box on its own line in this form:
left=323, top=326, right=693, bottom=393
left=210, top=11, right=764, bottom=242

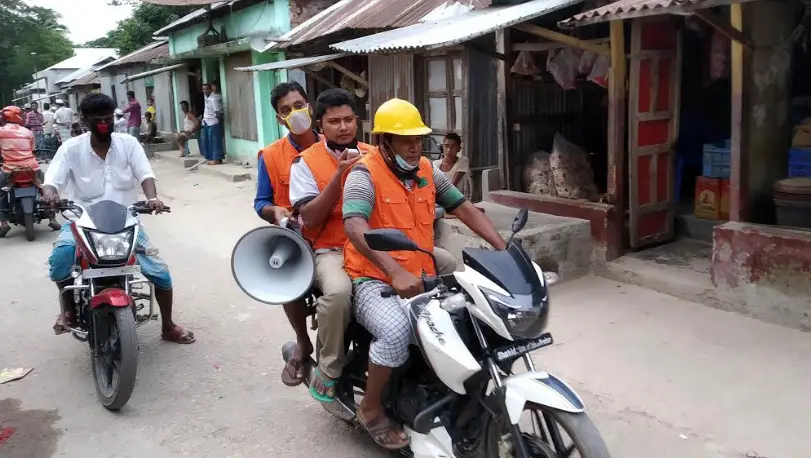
left=343, top=99, right=506, bottom=449
left=289, top=88, right=373, bottom=402
left=254, top=82, right=322, bottom=387
left=0, top=106, right=60, bottom=237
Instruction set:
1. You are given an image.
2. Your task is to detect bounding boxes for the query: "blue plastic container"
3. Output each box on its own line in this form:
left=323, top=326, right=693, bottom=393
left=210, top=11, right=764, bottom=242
left=702, top=141, right=731, bottom=178
left=788, top=165, right=811, bottom=177
left=789, top=147, right=811, bottom=165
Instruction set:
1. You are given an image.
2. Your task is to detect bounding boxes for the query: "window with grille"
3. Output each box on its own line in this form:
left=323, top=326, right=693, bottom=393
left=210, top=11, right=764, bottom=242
left=424, top=56, right=464, bottom=159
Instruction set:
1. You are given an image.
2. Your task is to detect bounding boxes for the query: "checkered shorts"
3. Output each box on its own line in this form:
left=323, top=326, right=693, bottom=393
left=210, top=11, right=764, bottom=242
left=353, top=280, right=412, bottom=368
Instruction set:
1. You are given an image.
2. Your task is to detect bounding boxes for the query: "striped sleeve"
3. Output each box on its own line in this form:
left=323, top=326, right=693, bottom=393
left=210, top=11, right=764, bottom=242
left=342, top=164, right=375, bottom=220
left=432, top=163, right=466, bottom=212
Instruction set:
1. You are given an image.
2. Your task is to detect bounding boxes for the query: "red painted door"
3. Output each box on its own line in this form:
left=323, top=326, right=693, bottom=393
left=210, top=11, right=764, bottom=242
left=628, top=18, right=682, bottom=249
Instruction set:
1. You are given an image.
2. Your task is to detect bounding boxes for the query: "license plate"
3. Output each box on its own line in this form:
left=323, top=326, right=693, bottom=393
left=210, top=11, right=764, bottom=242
left=494, top=333, right=554, bottom=363
left=82, top=265, right=141, bottom=279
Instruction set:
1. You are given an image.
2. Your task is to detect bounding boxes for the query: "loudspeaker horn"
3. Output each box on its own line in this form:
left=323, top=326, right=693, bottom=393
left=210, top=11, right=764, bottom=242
left=231, top=225, right=315, bottom=305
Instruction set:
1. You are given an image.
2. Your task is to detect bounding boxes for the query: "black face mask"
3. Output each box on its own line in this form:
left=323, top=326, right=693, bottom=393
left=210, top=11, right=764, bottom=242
left=326, top=138, right=358, bottom=152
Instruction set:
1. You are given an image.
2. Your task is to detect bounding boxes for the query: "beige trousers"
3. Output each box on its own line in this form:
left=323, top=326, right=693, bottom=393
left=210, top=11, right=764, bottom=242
left=314, top=247, right=457, bottom=378
left=314, top=250, right=353, bottom=379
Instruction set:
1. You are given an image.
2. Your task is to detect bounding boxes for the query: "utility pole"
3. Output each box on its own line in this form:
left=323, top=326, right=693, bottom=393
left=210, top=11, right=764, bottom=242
left=31, top=52, right=39, bottom=105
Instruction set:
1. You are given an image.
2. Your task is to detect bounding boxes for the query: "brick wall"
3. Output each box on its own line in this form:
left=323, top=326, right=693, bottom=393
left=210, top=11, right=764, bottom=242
left=289, top=0, right=339, bottom=28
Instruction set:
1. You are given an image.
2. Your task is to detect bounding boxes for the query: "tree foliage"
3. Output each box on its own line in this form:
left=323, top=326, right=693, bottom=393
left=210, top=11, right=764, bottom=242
left=86, top=2, right=198, bottom=55
left=0, top=0, right=74, bottom=105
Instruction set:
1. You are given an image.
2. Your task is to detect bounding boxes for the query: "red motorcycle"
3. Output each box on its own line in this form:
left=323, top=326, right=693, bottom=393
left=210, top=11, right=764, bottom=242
left=0, top=167, right=48, bottom=241
left=57, top=199, right=170, bottom=410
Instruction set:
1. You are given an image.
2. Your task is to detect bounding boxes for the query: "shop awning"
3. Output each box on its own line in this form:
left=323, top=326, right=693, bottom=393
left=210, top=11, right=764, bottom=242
left=234, top=54, right=349, bottom=72
left=559, top=0, right=758, bottom=28
left=121, top=64, right=186, bottom=83
left=330, top=0, right=582, bottom=54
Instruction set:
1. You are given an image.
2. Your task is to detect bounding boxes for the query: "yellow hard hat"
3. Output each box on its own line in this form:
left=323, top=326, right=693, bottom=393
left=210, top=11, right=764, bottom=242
left=371, top=98, right=432, bottom=136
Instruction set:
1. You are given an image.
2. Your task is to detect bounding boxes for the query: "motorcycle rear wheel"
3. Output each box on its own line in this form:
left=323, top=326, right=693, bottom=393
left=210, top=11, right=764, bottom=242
left=23, top=213, right=34, bottom=241
left=481, top=403, right=610, bottom=458
left=91, top=307, right=139, bottom=411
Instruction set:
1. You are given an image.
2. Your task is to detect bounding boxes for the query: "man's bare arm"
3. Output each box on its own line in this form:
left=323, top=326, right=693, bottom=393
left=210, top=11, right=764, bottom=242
left=141, top=177, right=158, bottom=200
left=451, top=201, right=507, bottom=250
left=299, top=172, right=341, bottom=228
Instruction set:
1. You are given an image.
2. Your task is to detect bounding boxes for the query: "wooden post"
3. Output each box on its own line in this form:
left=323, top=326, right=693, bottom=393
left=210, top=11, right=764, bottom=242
left=606, top=20, right=627, bottom=260
left=730, top=4, right=747, bottom=222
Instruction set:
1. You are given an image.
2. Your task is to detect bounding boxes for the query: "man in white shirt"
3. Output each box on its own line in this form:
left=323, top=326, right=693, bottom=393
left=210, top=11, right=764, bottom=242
left=53, top=99, right=75, bottom=144
left=201, top=82, right=224, bottom=165
left=42, top=93, right=195, bottom=344
left=42, top=102, right=55, bottom=135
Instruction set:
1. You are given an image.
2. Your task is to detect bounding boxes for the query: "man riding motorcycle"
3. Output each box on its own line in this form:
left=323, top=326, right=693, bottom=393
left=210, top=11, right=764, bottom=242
left=0, top=105, right=61, bottom=238
left=288, top=88, right=373, bottom=402
left=255, top=82, right=322, bottom=387
left=342, top=98, right=507, bottom=450
left=42, top=93, right=195, bottom=344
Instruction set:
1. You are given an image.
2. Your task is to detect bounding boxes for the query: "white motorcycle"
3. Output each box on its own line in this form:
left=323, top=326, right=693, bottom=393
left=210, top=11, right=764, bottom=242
left=282, top=209, right=610, bottom=458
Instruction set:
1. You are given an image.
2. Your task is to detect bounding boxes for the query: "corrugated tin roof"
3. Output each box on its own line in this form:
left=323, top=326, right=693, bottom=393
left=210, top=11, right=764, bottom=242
left=153, top=1, right=238, bottom=35
left=68, top=72, right=101, bottom=87
left=331, top=0, right=582, bottom=54
left=122, top=63, right=187, bottom=83
left=54, top=56, right=117, bottom=85
left=45, top=48, right=118, bottom=71
left=267, top=0, right=491, bottom=50
left=235, top=53, right=349, bottom=72
left=98, top=41, right=169, bottom=69
left=559, top=0, right=753, bottom=27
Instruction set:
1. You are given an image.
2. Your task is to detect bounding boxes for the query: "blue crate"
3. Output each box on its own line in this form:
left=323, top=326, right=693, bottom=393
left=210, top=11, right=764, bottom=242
left=702, top=142, right=731, bottom=178
left=789, top=147, right=811, bottom=166
left=788, top=164, right=811, bottom=177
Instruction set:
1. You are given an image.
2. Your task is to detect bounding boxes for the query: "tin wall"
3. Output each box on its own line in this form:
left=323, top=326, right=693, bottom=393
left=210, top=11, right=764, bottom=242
left=368, top=54, right=415, bottom=115
left=466, top=47, right=499, bottom=170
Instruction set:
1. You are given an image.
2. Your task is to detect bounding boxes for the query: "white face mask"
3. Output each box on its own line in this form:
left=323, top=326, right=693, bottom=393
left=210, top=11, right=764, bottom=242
left=284, top=107, right=311, bottom=135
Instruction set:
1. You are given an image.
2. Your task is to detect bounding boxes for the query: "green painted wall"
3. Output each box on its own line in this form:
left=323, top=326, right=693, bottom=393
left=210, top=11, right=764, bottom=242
left=166, top=0, right=294, bottom=164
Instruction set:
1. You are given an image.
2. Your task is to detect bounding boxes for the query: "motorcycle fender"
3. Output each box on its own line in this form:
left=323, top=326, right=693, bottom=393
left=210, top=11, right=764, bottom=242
left=502, top=371, right=585, bottom=424
left=90, top=288, right=133, bottom=309
left=20, top=196, right=35, bottom=214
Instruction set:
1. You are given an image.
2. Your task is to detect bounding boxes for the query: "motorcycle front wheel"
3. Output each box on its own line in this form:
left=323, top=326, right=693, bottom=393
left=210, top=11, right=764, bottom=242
left=23, top=213, right=34, bottom=241
left=482, top=403, right=610, bottom=458
left=91, top=307, right=139, bottom=411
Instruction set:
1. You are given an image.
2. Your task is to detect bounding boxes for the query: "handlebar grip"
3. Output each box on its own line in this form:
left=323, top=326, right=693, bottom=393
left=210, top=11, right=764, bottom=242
left=422, top=276, right=438, bottom=291
left=380, top=287, right=396, bottom=298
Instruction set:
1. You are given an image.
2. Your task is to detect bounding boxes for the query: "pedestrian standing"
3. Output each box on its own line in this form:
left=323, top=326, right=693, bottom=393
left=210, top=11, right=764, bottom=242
left=123, top=91, right=142, bottom=140
left=53, top=99, right=74, bottom=144
left=24, top=101, right=45, bottom=152
left=201, top=82, right=224, bottom=165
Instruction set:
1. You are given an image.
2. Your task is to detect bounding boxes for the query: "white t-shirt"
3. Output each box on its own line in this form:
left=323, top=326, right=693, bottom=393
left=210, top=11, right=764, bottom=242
left=433, top=155, right=471, bottom=199
left=54, top=106, right=75, bottom=127
left=42, top=110, right=56, bottom=133
left=44, top=133, right=156, bottom=209
left=203, top=93, right=223, bottom=126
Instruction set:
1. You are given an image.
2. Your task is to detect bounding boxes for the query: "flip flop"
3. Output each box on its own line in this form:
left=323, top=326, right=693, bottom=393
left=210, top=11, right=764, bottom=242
left=309, top=368, right=336, bottom=403
left=281, top=353, right=306, bottom=387
left=356, top=409, right=410, bottom=451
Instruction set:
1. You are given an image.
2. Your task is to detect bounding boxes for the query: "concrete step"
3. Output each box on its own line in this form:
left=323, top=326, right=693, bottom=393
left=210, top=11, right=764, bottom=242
left=143, top=142, right=177, bottom=159
left=597, top=239, right=732, bottom=311
left=151, top=150, right=254, bottom=183
left=436, top=201, right=593, bottom=282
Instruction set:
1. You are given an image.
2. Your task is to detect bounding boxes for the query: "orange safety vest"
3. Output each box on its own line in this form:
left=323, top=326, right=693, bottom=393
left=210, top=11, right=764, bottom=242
left=258, top=135, right=320, bottom=211
left=344, top=149, right=436, bottom=283
left=299, top=141, right=373, bottom=250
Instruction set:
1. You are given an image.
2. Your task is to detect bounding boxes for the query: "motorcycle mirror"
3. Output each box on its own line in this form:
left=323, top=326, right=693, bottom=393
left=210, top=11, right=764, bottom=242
left=364, top=229, right=419, bottom=252
left=512, top=208, right=529, bottom=234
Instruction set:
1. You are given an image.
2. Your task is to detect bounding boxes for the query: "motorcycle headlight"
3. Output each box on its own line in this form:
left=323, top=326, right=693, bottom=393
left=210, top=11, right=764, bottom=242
left=88, top=229, right=134, bottom=261
left=480, top=287, right=548, bottom=340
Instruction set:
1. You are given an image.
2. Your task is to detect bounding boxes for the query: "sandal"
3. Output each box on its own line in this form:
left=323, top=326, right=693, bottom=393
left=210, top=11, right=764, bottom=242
left=161, top=325, right=196, bottom=344
left=356, top=409, right=410, bottom=451
left=309, top=368, right=336, bottom=403
left=281, top=347, right=307, bottom=387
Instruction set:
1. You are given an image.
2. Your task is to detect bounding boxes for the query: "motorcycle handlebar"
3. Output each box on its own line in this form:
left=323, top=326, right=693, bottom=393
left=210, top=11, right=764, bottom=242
left=132, top=201, right=171, bottom=214
left=380, top=275, right=438, bottom=298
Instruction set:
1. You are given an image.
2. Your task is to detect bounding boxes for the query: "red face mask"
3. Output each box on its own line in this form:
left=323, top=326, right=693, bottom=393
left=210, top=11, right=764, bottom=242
left=95, top=122, right=110, bottom=134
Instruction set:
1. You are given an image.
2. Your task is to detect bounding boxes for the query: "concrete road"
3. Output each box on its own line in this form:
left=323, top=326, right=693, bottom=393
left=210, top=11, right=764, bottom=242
left=1, top=159, right=810, bottom=458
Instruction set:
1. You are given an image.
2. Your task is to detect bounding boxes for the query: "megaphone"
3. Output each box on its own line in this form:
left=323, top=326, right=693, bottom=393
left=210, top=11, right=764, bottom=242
left=231, top=225, right=316, bottom=305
